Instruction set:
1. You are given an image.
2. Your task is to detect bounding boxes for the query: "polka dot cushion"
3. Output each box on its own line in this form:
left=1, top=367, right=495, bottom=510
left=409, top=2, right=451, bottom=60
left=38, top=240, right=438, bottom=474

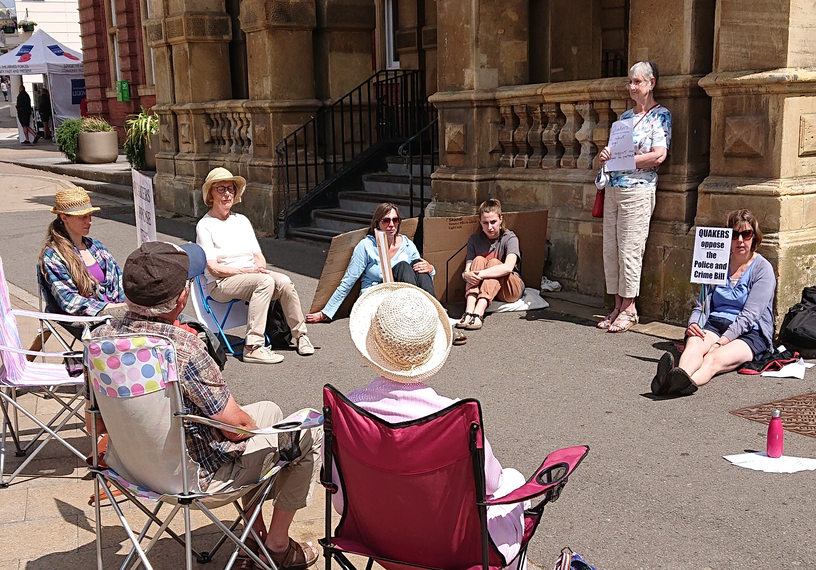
left=86, top=335, right=178, bottom=398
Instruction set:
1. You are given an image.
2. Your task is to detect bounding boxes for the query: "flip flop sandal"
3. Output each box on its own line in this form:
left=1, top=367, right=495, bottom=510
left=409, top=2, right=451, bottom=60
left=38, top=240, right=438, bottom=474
left=607, top=311, right=638, bottom=333
left=268, top=538, right=318, bottom=570
left=596, top=309, right=620, bottom=330
left=453, top=331, right=467, bottom=346
left=667, top=367, right=699, bottom=396
left=650, top=352, right=674, bottom=396
left=465, top=313, right=484, bottom=330
left=455, top=313, right=473, bottom=329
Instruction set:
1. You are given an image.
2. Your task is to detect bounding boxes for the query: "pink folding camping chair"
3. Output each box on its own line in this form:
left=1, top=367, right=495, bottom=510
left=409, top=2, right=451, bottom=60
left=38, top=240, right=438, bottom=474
left=320, top=384, right=589, bottom=570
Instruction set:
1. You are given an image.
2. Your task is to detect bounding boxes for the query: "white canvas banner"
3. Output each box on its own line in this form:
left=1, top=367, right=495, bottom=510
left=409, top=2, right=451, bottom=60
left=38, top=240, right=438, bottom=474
left=48, top=73, right=83, bottom=130
left=132, top=169, right=157, bottom=247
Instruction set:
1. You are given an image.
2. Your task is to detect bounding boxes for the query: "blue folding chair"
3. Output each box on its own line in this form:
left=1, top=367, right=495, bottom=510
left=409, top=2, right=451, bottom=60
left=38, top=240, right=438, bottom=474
left=189, top=275, right=250, bottom=355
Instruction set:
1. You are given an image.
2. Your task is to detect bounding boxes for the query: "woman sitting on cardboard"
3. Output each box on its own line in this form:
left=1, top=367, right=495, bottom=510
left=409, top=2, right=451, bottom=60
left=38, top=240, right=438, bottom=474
left=457, top=199, right=524, bottom=331
left=306, top=203, right=435, bottom=322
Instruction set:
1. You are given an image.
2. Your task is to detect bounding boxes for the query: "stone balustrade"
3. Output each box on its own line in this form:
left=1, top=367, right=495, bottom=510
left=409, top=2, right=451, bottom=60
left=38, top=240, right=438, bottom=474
left=493, top=78, right=631, bottom=171
left=202, top=100, right=252, bottom=156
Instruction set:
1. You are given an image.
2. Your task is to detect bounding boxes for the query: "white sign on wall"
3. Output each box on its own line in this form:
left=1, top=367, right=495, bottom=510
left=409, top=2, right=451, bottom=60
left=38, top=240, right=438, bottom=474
left=690, top=227, right=732, bottom=286
left=132, top=169, right=156, bottom=247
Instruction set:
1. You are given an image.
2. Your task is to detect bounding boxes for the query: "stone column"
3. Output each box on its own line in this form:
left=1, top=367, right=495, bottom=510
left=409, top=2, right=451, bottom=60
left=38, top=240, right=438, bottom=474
left=147, top=0, right=232, bottom=216
left=313, top=0, right=375, bottom=102
left=698, top=0, right=816, bottom=321
left=625, top=0, right=716, bottom=321
left=240, top=0, right=322, bottom=232
left=431, top=0, right=529, bottom=209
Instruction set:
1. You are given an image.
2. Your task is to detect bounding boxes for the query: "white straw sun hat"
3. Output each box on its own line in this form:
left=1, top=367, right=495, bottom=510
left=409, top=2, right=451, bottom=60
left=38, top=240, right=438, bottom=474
left=202, top=167, right=247, bottom=207
left=350, top=282, right=453, bottom=383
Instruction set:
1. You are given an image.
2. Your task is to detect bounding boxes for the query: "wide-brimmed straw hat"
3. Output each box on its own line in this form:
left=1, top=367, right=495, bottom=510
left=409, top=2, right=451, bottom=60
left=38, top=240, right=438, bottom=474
left=350, top=283, right=452, bottom=383
left=50, top=187, right=100, bottom=216
left=202, top=167, right=246, bottom=206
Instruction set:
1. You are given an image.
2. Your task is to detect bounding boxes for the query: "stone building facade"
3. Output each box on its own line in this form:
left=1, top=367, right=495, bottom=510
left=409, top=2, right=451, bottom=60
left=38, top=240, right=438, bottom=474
left=81, top=0, right=816, bottom=324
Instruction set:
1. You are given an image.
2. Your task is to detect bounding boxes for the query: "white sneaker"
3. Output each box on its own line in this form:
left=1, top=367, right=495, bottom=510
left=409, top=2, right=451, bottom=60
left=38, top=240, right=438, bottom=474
left=243, top=345, right=284, bottom=364
left=297, top=335, right=315, bottom=356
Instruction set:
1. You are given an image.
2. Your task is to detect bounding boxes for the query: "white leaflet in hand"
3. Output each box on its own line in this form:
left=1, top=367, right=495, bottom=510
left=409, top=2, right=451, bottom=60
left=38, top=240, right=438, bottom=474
left=374, top=229, right=394, bottom=283
left=179, top=407, right=323, bottom=436
left=605, top=118, right=636, bottom=171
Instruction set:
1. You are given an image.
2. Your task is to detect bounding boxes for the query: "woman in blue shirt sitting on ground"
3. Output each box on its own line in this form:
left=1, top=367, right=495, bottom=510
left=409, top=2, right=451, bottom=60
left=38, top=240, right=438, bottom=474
left=306, top=203, right=435, bottom=322
left=651, top=209, right=776, bottom=397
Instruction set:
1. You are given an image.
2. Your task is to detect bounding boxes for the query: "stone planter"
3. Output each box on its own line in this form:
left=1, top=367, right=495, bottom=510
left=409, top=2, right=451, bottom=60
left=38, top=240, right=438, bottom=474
left=143, top=132, right=160, bottom=171
left=77, top=131, right=119, bottom=164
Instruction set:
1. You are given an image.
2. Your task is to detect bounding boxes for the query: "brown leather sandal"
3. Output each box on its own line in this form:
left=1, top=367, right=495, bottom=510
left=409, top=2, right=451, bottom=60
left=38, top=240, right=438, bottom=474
left=268, top=538, right=318, bottom=570
left=236, top=537, right=259, bottom=570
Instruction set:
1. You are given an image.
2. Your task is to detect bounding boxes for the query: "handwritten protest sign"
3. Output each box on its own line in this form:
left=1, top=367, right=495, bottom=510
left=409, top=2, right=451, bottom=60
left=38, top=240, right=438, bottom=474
left=606, top=117, right=636, bottom=171
left=690, top=227, right=731, bottom=286
left=132, top=169, right=156, bottom=247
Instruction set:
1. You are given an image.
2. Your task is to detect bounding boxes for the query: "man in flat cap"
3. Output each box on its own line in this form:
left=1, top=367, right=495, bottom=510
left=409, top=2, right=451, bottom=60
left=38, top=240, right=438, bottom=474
left=91, top=242, right=321, bottom=569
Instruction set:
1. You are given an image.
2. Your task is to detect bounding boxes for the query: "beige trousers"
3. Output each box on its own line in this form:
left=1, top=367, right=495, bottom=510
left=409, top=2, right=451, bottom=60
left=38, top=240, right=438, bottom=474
left=602, top=184, right=656, bottom=298
left=209, top=271, right=307, bottom=348
left=467, top=257, right=524, bottom=305
left=206, top=401, right=321, bottom=512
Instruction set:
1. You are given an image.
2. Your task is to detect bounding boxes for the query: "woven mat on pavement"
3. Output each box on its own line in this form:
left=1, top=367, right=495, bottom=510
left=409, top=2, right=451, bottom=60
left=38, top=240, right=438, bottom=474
left=730, top=392, right=816, bottom=439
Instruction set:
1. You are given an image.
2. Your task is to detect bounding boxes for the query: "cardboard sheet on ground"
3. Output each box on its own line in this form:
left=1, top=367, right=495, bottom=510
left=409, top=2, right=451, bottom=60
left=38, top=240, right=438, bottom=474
left=309, top=218, right=418, bottom=318
left=423, top=210, right=548, bottom=304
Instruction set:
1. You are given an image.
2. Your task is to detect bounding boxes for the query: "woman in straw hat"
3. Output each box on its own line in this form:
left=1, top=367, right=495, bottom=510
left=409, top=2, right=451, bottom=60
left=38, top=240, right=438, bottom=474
left=196, top=167, right=314, bottom=364
left=333, top=282, right=529, bottom=569
left=39, top=187, right=127, bottom=317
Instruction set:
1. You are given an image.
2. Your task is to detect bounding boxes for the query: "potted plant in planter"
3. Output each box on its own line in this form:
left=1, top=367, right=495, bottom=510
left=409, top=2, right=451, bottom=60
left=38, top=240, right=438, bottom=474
left=124, top=107, right=159, bottom=170
left=56, top=116, right=119, bottom=164
left=18, top=19, right=35, bottom=32
left=3, top=21, right=16, bottom=34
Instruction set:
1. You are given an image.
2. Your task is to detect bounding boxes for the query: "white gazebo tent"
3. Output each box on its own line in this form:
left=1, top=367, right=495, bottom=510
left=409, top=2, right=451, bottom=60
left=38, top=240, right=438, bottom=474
left=0, top=29, right=84, bottom=136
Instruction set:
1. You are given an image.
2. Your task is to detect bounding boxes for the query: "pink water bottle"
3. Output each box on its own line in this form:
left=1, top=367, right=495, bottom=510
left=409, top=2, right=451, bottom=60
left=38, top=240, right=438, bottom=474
left=766, top=409, right=784, bottom=458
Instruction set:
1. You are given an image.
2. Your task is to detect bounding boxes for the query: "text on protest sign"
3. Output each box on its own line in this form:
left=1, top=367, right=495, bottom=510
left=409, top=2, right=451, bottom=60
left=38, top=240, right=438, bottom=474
left=690, top=227, right=732, bottom=286
left=132, top=169, right=157, bottom=247
left=605, top=118, right=636, bottom=172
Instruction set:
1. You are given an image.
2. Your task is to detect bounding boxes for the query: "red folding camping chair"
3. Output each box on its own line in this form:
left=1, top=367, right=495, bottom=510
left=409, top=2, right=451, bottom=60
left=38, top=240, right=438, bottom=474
left=320, top=384, right=589, bottom=570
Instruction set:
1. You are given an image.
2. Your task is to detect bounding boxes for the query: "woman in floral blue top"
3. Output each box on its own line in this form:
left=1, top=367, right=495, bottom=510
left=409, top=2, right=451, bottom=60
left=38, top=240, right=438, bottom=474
left=597, top=61, right=672, bottom=333
left=39, top=187, right=127, bottom=317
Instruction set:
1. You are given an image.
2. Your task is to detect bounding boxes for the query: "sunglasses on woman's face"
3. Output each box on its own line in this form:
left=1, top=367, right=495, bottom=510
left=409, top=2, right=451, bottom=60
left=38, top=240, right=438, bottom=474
left=732, top=229, right=754, bottom=241
left=380, top=217, right=400, bottom=225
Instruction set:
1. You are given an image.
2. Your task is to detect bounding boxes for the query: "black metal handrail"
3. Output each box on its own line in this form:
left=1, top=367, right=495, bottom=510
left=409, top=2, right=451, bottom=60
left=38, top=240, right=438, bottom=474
left=275, top=70, right=429, bottom=236
left=398, top=115, right=438, bottom=221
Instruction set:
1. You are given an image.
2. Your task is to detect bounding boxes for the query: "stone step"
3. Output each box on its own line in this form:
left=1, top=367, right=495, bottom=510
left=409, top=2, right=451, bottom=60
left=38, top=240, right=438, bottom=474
left=362, top=172, right=432, bottom=197
left=337, top=191, right=427, bottom=219
left=386, top=155, right=438, bottom=177
left=312, top=208, right=372, bottom=233
left=287, top=226, right=337, bottom=244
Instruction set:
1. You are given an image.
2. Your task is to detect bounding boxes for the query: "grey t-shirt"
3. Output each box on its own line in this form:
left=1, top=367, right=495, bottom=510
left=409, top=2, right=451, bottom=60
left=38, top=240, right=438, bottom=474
left=466, top=229, right=522, bottom=278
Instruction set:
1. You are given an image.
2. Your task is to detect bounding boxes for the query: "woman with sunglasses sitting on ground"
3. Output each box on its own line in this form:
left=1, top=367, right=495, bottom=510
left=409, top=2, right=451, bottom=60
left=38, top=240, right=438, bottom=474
left=39, top=187, right=128, bottom=318
left=456, top=198, right=523, bottom=331
left=651, top=209, right=776, bottom=397
left=306, top=203, right=434, bottom=323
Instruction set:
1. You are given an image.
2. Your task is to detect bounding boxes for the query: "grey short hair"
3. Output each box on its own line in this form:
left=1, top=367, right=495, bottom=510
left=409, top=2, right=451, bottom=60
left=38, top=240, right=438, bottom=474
left=126, top=282, right=190, bottom=317
left=630, top=61, right=658, bottom=84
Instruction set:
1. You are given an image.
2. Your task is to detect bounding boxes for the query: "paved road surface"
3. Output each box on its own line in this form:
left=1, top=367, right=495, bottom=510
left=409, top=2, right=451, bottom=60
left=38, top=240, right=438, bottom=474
left=0, top=159, right=814, bottom=569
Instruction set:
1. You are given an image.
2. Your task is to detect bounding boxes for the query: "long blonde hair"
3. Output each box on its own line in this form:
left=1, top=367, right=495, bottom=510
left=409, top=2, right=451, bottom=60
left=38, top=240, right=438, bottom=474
left=39, top=216, right=97, bottom=297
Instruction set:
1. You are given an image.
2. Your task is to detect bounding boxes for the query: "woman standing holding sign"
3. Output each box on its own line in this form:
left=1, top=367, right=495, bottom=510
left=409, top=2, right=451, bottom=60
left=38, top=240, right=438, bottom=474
left=651, top=210, right=776, bottom=396
left=597, top=61, right=672, bottom=332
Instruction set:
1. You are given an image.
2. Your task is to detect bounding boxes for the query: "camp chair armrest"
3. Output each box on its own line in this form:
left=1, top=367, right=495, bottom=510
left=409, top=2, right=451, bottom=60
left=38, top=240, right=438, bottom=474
left=483, top=445, right=589, bottom=506
left=0, top=342, right=82, bottom=359
left=13, top=308, right=110, bottom=324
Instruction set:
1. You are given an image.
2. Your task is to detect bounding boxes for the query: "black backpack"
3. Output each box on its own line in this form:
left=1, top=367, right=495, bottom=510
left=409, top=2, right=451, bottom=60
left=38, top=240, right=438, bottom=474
left=780, top=287, right=816, bottom=350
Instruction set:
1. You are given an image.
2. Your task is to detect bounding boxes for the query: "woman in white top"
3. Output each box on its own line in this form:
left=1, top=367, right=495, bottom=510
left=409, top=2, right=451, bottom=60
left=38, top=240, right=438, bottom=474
left=195, top=167, right=314, bottom=364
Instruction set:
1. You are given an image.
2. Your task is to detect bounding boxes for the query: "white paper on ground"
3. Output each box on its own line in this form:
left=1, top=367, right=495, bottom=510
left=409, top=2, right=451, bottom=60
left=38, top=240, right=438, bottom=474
left=723, top=451, right=816, bottom=473
left=761, top=358, right=815, bottom=379
left=486, top=288, right=550, bottom=313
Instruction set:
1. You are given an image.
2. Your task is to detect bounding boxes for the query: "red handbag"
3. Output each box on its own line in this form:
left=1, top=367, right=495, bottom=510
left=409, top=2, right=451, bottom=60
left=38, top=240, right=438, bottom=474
left=591, top=189, right=604, bottom=218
